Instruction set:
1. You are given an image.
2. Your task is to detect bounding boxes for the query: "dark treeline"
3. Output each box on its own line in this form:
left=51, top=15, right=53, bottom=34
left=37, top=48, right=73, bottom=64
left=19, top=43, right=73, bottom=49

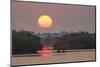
left=53, top=32, right=96, bottom=52
left=12, top=30, right=42, bottom=54
left=12, top=30, right=96, bottom=54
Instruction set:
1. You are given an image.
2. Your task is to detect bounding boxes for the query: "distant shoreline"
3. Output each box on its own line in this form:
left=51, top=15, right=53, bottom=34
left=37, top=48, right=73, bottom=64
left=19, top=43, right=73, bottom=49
left=12, top=49, right=95, bottom=57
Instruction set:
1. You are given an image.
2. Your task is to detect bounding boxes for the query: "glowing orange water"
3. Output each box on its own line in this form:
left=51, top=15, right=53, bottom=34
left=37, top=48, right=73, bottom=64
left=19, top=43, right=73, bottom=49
left=37, top=45, right=52, bottom=57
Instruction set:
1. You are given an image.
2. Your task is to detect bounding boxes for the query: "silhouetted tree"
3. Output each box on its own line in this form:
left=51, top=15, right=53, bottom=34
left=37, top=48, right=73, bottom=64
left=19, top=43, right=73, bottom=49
left=53, top=31, right=96, bottom=52
left=12, top=30, right=42, bottom=54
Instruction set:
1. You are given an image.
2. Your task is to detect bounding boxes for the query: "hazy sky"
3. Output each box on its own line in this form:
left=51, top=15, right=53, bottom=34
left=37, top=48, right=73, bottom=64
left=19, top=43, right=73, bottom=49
left=11, top=1, right=96, bottom=33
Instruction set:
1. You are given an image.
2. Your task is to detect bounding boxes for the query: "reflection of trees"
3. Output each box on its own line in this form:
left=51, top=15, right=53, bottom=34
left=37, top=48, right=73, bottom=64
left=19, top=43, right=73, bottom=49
left=53, top=32, right=96, bottom=52
left=12, top=30, right=42, bottom=54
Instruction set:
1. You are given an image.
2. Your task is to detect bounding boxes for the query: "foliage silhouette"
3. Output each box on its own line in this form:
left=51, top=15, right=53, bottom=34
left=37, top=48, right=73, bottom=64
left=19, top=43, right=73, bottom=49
left=53, top=32, right=96, bottom=52
left=12, top=30, right=42, bottom=54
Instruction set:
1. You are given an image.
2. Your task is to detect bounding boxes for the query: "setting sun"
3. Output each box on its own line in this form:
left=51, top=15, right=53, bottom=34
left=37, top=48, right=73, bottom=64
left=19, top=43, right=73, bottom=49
left=38, top=15, right=53, bottom=28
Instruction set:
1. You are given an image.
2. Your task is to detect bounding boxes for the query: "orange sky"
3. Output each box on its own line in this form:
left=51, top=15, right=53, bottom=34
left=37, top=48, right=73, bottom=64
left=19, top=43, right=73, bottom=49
left=11, top=1, right=96, bottom=33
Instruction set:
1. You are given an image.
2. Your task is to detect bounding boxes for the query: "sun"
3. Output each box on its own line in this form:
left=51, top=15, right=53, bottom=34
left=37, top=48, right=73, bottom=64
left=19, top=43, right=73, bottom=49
left=38, top=15, right=53, bottom=28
